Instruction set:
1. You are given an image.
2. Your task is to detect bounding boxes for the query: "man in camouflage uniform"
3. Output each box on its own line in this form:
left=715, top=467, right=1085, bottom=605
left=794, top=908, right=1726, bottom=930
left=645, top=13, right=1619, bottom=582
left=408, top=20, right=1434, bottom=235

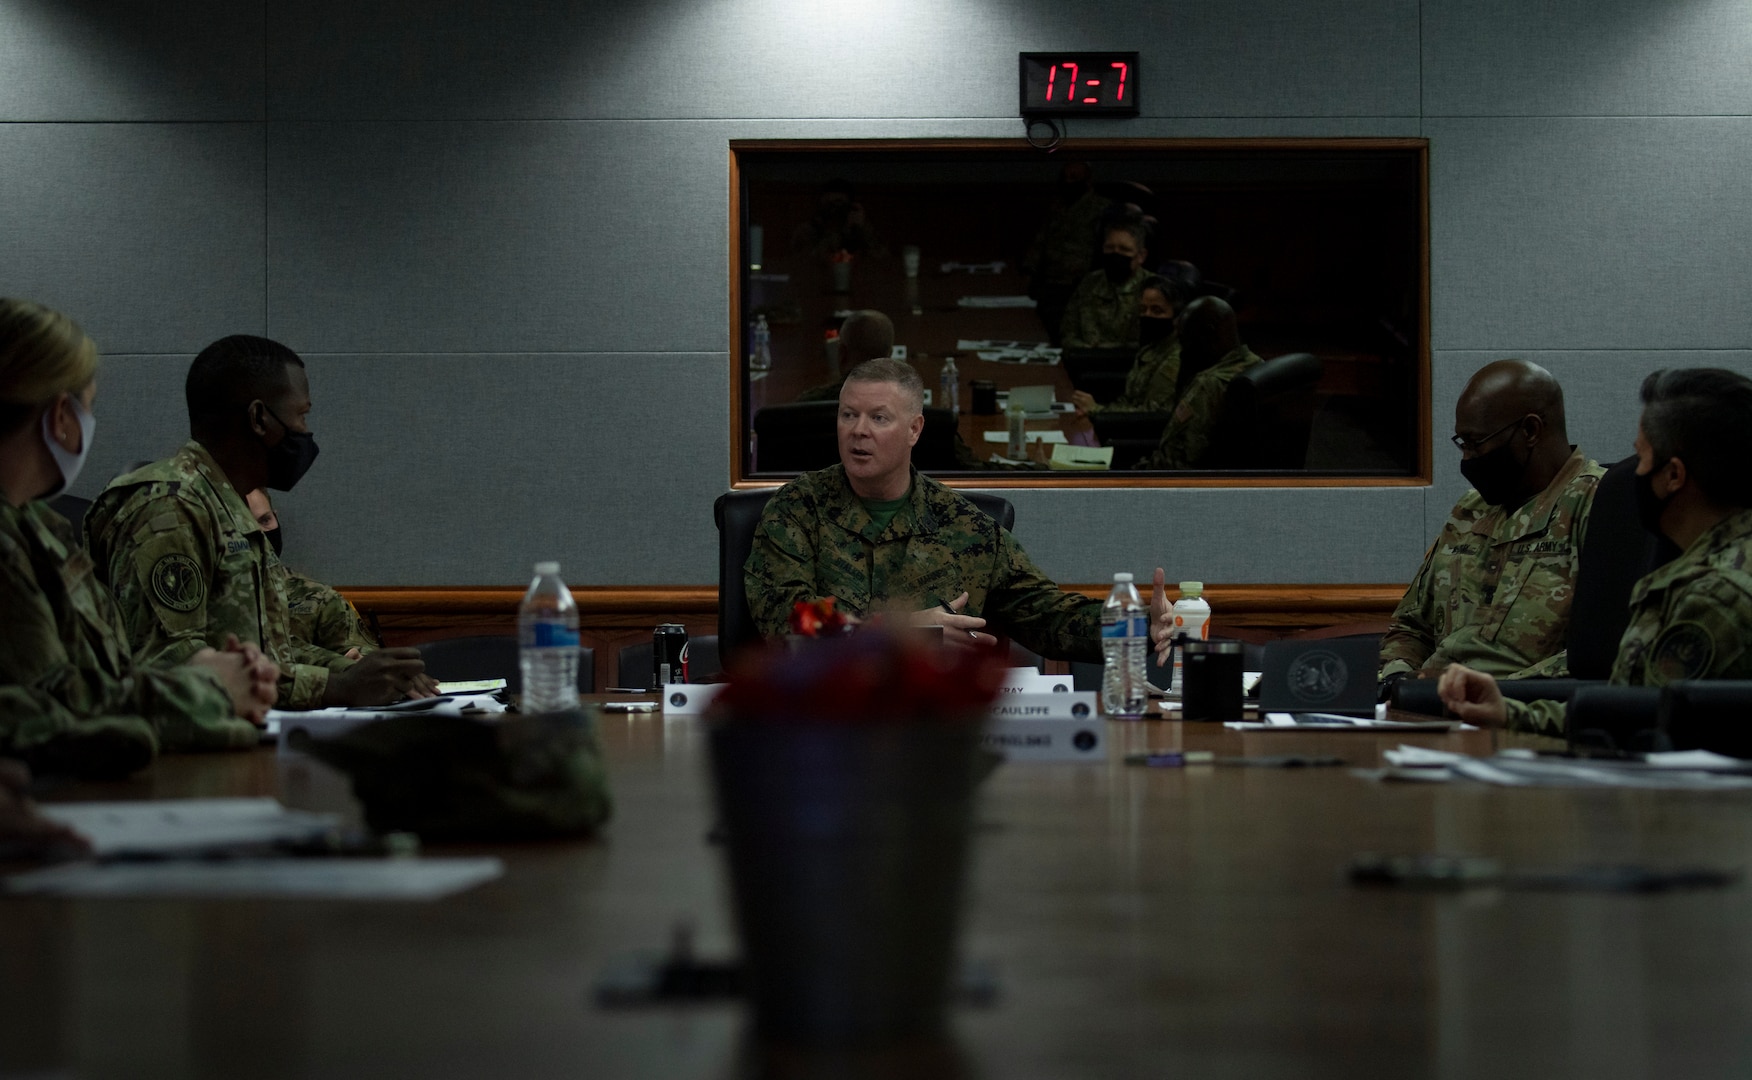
left=85, top=335, right=433, bottom=710
left=745, top=357, right=1102, bottom=662
left=1059, top=213, right=1151, bottom=349
left=1440, top=368, right=1752, bottom=736
left=1023, top=162, right=1113, bottom=344
left=1381, top=361, right=1604, bottom=692
left=246, top=488, right=379, bottom=658
left=1071, top=275, right=1183, bottom=417
left=1136, top=297, right=1262, bottom=470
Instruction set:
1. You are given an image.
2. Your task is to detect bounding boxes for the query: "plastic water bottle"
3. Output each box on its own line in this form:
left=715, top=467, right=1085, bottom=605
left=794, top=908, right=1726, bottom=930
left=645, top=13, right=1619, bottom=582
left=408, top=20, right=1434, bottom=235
left=518, top=561, right=579, bottom=713
left=750, top=314, right=773, bottom=373
left=1101, top=572, right=1148, bottom=718
left=939, top=355, right=959, bottom=418
left=1169, top=581, right=1212, bottom=696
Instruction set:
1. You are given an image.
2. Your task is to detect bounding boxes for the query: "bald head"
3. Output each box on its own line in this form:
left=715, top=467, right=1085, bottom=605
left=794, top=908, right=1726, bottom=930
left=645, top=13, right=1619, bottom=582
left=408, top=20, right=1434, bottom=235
left=838, top=310, right=895, bottom=368
left=1456, top=359, right=1568, bottom=443
left=1178, top=296, right=1241, bottom=372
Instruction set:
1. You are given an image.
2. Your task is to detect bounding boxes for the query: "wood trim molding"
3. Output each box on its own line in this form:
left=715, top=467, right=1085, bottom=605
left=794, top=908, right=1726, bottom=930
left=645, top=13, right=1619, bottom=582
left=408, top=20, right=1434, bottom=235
left=339, top=583, right=1402, bottom=624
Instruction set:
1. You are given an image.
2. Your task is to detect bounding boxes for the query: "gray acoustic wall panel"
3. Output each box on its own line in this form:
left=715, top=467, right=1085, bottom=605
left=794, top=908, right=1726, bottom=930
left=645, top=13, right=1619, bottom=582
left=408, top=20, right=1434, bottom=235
left=0, top=0, right=262, bottom=121
left=1424, top=0, right=1752, bottom=117
left=66, top=355, right=201, bottom=502
left=1429, top=117, right=1752, bottom=352
left=0, top=124, right=265, bottom=353
left=265, top=0, right=1418, bottom=121
left=1427, top=350, right=1752, bottom=541
left=262, top=353, right=728, bottom=585
left=996, top=485, right=1428, bottom=586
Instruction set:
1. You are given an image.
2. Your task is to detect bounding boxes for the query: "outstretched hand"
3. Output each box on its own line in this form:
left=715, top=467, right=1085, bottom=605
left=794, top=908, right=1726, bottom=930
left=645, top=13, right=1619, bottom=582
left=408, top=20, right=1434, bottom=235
left=1149, top=567, right=1175, bottom=666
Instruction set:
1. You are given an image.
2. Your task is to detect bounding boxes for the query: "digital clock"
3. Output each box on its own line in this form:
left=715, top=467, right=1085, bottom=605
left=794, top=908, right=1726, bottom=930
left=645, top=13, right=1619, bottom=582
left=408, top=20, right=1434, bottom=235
left=1019, top=52, right=1140, bottom=117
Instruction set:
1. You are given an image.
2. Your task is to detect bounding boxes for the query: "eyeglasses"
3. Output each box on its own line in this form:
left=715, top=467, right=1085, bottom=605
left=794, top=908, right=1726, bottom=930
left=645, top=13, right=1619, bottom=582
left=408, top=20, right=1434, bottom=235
left=1450, top=415, right=1530, bottom=454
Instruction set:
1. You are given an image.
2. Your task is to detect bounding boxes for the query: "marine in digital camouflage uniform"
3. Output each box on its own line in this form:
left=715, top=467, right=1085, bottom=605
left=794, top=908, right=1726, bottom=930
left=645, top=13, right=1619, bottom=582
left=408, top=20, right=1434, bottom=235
left=745, top=464, right=1102, bottom=662
left=286, top=571, right=378, bottom=657
left=83, top=441, right=354, bottom=709
left=1135, top=344, right=1263, bottom=470
left=1381, top=448, right=1605, bottom=681
left=1506, top=508, right=1752, bottom=736
left=1082, top=336, right=1182, bottom=415
left=1, top=498, right=257, bottom=777
left=1059, top=266, right=1148, bottom=349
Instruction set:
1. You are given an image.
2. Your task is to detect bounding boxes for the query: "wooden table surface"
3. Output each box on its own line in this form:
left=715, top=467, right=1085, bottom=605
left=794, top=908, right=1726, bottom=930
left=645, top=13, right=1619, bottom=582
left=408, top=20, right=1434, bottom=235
left=5, top=702, right=1752, bottom=1079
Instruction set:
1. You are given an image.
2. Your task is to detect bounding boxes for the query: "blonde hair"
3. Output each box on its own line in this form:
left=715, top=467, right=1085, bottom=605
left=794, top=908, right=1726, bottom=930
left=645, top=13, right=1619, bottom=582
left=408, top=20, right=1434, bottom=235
left=0, top=298, right=97, bottom=436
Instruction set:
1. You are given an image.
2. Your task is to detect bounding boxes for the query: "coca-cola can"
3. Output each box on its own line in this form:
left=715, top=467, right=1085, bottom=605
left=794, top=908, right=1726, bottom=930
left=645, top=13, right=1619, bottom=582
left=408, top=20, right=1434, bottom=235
left=653, top=624, right=689, bottom=688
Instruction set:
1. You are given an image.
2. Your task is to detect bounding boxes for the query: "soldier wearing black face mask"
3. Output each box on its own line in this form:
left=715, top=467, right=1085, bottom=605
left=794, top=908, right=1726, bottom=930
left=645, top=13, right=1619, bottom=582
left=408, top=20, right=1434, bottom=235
left=1070, top=276, right=1184, bottom=417
left=1059, top=215, right=1150, bottom=349
left=1441, top=367, right=1752, bottom=735
left=85, top=335, right=436, bottom=709
left=1379, top=360, right=1605, bottom=695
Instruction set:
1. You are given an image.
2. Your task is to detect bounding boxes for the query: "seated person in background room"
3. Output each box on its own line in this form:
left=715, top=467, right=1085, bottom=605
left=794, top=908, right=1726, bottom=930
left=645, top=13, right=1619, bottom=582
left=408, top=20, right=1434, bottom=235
left=245, top=488, right=379, bottom=659
left=1380, top=360, right=1603, bottom=696
left=795, top=309, right=893, bottom=402
left=1059, top=211, right=1150, bottom=349
left=0, top=299, right=275, bottom=778
left=1135, top=297, right=1262, bottom=470
left=1023, top=161, right=1112, bottom=345
left=746, top=358, right=1103, bottom=662
left=1070, top=274, right=1185, bottom=417
left=84, top=335, right=436, bottom=710
left=1441, top=368, right=1752, bottom=735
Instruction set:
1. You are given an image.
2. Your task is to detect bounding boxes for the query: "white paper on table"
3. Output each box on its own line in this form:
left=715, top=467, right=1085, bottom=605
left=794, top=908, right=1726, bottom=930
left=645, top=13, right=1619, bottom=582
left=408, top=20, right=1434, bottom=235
left=982, top=429, right=1067, bottom=445
left=437, top=679, right=507, bottom=695
left=1383, top=744, right=1472, bottom=768
left=267, top=693, right=506, bottom=728
left=37, top=798, right=339, bottom=858
left=957, top=295, right=1037, bottom=309
left=1643, top=749, right=1750, bottom=770
left=2, top=857, right=504, bottom=901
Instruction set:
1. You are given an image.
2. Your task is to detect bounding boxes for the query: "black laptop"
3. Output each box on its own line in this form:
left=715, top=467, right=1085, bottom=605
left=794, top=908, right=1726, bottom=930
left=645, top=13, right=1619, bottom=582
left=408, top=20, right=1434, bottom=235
left=1259, top=637, right=1381, bottom=718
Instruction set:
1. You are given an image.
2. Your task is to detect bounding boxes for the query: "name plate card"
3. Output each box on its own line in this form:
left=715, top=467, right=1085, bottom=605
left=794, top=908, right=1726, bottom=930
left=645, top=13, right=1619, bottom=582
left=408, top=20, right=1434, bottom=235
left=660, top=682, right=727, bottom=715
left=1000, top=669, right=1076, bottom=694
left=982, top=691, right=1104, bottom=762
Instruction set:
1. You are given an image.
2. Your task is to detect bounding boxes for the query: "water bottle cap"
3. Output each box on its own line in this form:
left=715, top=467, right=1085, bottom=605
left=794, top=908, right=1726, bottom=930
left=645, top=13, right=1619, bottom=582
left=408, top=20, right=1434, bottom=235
left=534, top=561, right=560, bottom=576
left=1113, top=572, right=1134, bottom=582
left=1179, top=581, right=1203, bottom=596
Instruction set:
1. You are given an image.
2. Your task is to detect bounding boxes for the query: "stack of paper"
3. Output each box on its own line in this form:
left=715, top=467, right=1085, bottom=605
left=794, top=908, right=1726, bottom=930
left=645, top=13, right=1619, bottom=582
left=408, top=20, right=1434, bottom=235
left=1049, top=445, right=1112, bottom=471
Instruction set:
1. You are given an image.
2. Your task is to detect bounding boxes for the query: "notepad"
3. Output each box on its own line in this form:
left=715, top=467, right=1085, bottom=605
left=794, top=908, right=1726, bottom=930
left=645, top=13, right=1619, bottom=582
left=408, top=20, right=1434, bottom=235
left=1048, top=445, right=1113, bottom=470
left=983, top=430, right=1067, bottom=444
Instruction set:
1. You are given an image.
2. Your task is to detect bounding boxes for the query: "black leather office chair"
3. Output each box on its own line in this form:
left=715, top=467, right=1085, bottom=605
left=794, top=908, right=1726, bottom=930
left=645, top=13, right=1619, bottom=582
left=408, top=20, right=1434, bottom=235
left=1061, top=347, right=1136, bottom=405
left=417, top=635, right=595, bottom=694
left=48, top=493, right=91, bottom=536
left=751, top=402, right=961, bottom=473
left=1565, top=454, right=1683, bottom=679
left=617, top=635, right=721, bottom=689
left=715, top=489, right=1015, bottom=664
left=1203, top=352, right=1323, bottom=470
left=1089, top=411, right=1172, bottom=471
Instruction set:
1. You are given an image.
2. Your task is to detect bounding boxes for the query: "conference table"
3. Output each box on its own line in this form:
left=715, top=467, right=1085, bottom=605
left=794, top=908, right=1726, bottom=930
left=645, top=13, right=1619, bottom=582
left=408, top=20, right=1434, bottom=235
left=5, top=700, right=1752, bottom=1078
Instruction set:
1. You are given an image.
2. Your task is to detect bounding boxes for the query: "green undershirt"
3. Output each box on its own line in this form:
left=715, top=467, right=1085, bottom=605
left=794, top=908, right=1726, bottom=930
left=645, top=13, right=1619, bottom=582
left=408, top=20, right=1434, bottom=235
left=859, top=483, right=912, bottom=533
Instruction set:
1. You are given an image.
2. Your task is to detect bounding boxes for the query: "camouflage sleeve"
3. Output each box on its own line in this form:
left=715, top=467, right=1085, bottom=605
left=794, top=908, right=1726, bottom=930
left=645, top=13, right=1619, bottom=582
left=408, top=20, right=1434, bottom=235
left=0, top=547, right=251, bottom=762
left=1507, top=649, right=1571, bottom=680
left=287, top=573, right=378, bottom=657
left=1379, top=541, right=1441, bottom=679
left=96, top=495, right=222, bottom=670
left=744, top=488, right=825, bottom=639
left=1503, top=697, right=1567, bottom=738
left=1138, top=378, right=1219, bottom=470
left=0, top=685, right=158, bottom=778
left=1632, top=579, right=1752, bottom=685
left=983, top=529, right=1103, bottom=663
left=1059, top=277, right=1100, bottom=348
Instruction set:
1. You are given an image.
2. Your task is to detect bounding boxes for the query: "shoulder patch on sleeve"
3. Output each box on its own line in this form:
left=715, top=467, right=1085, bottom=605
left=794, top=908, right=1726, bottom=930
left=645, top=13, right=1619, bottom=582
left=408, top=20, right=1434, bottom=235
left=1652, top=621, right=1715, bottom=682
left=150, top=512, right=181, bottom=533
left=150, top=553, right=205, bottom=612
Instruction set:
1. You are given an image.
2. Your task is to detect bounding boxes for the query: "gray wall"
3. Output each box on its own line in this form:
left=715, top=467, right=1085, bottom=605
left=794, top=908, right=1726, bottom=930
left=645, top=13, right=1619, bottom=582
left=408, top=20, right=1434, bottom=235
left=5, top=0, right=1751, bottom=588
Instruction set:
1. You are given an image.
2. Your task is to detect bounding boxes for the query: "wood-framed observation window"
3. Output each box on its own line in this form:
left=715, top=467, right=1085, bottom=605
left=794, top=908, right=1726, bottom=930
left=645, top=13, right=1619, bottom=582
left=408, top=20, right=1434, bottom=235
left=730, top=138, right=1430, bottom=489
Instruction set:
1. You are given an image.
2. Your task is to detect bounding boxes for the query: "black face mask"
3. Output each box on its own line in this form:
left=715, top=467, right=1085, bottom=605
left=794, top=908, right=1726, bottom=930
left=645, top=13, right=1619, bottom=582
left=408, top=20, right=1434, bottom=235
left=1137, top=315, right=1175, bottom=346
left=1635, top=460, right=1676, bottom=539
left=1101, top=251, right=1135, bottom=285
left=263, top=525, right=284, bottom=558
left=260, top=404, right=320, bottom=492
left=1459, top=440, right=1527, bottom=508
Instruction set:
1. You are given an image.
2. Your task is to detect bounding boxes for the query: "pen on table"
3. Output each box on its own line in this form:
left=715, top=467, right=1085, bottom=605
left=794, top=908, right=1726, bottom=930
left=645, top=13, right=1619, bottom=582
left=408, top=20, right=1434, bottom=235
left=938, top=599, right=981, bottom=640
